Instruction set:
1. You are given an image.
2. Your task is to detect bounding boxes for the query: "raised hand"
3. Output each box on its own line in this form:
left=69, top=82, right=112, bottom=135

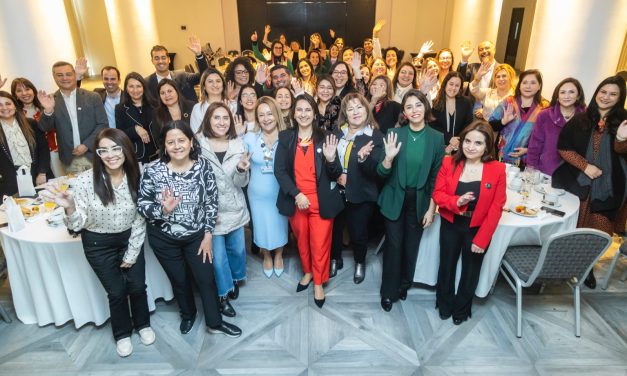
left=40, top=182, right=75, bottom=212
left=135, top=125, right=150, bottom=144
left=323, top=134, right=338, bottom=162
left=226, top=80, right=237, bottom=101
left=501, top=102, right=515, bottom=125
left=460, top=41, right=473, bottom=63
left=457, top=191, right=476, bottom=207
left=198, top=233, right=213, bottom=264
left=357, top=140, right=374, bottom=160
left=187, top=35, right=202, bottom=56
left=251, top=31, right=258, bottom=42
left=329, top=28, right=336, bottom=39
left=264, top=24, right=271, bottom=35
left=350, top=51, right=362, bottom=77
left=617, top=120, right=627, bottom=140
left=418, top=40, right=434, bottom=57
left=255, top=62, right=268, bottom=84
left=418, top=69, right=438, bottom=94
left=161, top=187, right=182, bottom=215
left=291, top=79, right=304, bottom=97
left=37, top=90, right=55, bottom=113
left=237, top=151, right=252, bottom=172
left=475, top=61, right=491, bottom=80
left=233, top=114, right=244, bottom=133
left=0, top=74, right=6, bottom=89
left=75, top=57, right=88, bottom=79
left=373, top=19, right=386, bottom=37
left=383, top=132, right=402, bottom=163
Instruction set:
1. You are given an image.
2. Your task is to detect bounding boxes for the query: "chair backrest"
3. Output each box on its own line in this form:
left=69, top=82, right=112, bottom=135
left=528, top=229, right=612, bottom=284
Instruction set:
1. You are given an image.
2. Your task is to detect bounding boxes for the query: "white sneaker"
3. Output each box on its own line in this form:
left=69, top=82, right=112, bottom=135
left=116, top=337, right=133, bottom=357
left=138, top=327, right=156, bottom=346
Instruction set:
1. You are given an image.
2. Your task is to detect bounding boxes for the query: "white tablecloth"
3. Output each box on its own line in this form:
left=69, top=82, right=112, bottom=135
left=0, top=214, right=174, bottom=328
left=414, top=184, right=580, bottom=297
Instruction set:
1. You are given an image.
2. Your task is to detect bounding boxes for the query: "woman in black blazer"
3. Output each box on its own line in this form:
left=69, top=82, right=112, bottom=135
left=274, top=94, right=343, bottom=308
left=431, top=72, right=474, bottom=154
left=369, top=75, right=402, bottom=134
left=115, top=72, right=158, bottom=163
left=154, top=79, right=194, bottom=138
left=329, top=92, right=384, bottom=283
left=0, top=91, right=50, bottom=197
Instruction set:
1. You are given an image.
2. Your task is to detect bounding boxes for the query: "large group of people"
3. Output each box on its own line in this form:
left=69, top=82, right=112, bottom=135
left=1, top=19, right=626, bottom=358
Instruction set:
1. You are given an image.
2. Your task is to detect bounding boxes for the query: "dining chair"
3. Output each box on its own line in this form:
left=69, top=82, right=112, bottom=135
left=601, top=235, right=627, bottom=290
left=499, top=228, right=612, bottom=338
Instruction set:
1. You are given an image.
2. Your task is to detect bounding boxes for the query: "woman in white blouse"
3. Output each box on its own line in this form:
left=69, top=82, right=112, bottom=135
left=469, top=63, right=516, bottom=120
left=42, top=128, right=153, bottom=358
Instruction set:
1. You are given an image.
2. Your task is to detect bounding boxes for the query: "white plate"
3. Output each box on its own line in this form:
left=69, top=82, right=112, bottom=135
left=507, top=203, right=539, bottom=217
left=541, top=200, right=561, bottom=208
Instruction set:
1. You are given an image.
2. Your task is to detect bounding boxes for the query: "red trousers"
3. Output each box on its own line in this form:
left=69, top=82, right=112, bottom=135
left=289, top=194, right=333, bottom=285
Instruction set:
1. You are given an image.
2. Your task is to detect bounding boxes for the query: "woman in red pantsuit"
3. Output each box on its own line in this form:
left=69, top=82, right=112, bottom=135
left=275, top=94, right=344, bottom=308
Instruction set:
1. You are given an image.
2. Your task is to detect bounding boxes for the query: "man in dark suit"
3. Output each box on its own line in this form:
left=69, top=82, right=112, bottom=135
left=38, top=61, right=108, bottom=174
left=145, top=36, right=208, bottom=102
left=456, top=40, right=499, bottom=94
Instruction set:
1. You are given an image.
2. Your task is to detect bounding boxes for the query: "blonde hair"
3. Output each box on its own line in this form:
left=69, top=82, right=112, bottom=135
left=253, top=96, right=287, bottom=133
left=490, top=63, right=517, bottom=91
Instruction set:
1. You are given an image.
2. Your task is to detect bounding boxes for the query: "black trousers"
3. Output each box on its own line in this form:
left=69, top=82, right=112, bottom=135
left=82, top=229, right=149, bottom=341
left=380, top=190, right=424, bottom=300
left=436, top=216, right=484, bottom=320
left=147, top=225, right=222, bottom=327
left=331, top=201, right=374, bottom=264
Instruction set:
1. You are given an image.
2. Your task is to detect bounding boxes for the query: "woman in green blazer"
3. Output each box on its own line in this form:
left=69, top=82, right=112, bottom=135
left=377, top=89, right=445, bottom=312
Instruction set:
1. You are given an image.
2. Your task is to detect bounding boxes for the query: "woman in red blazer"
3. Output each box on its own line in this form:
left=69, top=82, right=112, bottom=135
left=433, top=120, right=506, bottom=325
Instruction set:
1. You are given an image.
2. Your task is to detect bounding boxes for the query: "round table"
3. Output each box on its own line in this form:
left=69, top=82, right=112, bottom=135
left=414, top=182, right=580, bottom=297
left=0, top=213, right=174, bottom=328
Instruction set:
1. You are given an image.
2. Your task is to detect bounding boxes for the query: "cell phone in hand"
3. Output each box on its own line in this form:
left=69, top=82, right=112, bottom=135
left=541, top=206, right=565, bottom=217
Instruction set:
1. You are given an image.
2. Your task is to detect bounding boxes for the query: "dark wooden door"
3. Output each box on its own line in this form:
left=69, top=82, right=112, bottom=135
left=237, top=0, right=376, bottom=52
left=504, top=8, right=524, bottom=67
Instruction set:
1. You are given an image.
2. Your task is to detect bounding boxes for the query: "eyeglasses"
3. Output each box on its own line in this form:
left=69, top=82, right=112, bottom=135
left=333, top=71, right=348, bottom=76
left=96, top=145, right=123, bottom=157
left=241, top=93, right=257, bottom=99
left=234, top=70, right=249, bottom=75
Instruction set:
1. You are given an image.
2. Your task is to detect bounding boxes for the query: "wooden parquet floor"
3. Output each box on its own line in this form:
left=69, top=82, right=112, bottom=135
left=1, top=244, right=627, bottom=376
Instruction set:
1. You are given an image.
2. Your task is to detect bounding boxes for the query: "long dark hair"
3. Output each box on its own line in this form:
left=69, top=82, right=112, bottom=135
left=291, top=94, right=325, bottom=143
left=120, top=72, right=156, bottom=107
left=159, top=120, right=200, bottom=163
left=549, top=77, right=585, bottom=108
left=10, top=78, right=43, bottom=111
left=156, top=79, right=184, bottom=128
left=452, top=120, right=496, bottom=168
left=585, top=75, right=627, bottom=134
left=199, top=102, right=238, bottom=140
left=224, top=56, right=255, bottom=86
left=0, top=91, right=35, bottom=148
left=515, top=69, right=544, bottom=105
left=432, top=71, right=464, bottom=112
left=236, top=83, right=257, bottom=118
left=92, top=128, right=140, bottom=205
left=399, top=89, right=435, bottom=125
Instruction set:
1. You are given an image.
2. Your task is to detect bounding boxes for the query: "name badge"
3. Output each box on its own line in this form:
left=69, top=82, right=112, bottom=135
left=261, top=165, right=274, bottom=174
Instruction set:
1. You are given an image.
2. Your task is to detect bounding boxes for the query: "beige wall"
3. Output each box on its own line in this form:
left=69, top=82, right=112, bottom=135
left=450, top=0, right=503, bottom=65
left=152, top=0, right=232, bottom=70
left=495, top=0, right=536, bottom=70
left=71, top=0, right=116, bottom=76
left=375, top=0, right=454, bottom=61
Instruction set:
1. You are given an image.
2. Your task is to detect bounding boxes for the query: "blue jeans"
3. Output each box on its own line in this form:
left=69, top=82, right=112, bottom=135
left=212, top=227, right=247, bottom=297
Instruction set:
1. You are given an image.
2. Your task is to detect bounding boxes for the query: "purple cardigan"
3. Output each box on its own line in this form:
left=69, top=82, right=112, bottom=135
left=526, top=104, right=585, bottom=175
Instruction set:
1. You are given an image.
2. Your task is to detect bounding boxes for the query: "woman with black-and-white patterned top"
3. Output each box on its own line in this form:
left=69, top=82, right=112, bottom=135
left=137, top=120, right=241, bottom=338
left=42, top=128, right=151, bottom=358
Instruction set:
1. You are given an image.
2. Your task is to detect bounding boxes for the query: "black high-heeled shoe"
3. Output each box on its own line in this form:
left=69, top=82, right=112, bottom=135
left=296, top=279, right=312, bottom=292
left=314, top=297, right=326, bottom=308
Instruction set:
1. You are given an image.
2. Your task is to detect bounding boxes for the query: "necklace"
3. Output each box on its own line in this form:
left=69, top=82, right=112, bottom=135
left=465, top=163, right=482, bottom=174
left=561, top=109, right=575, bottom=121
